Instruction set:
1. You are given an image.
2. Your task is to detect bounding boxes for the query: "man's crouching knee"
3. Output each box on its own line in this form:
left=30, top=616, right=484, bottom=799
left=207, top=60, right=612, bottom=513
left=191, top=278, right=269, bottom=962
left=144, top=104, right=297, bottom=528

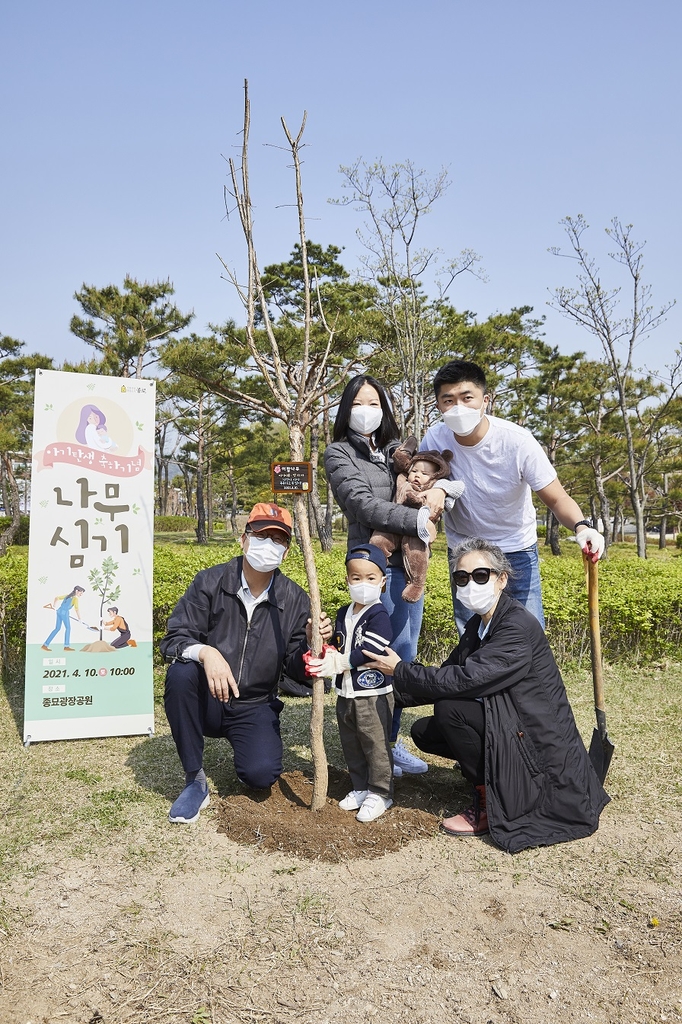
left=237, top=765, right=281, bottom=790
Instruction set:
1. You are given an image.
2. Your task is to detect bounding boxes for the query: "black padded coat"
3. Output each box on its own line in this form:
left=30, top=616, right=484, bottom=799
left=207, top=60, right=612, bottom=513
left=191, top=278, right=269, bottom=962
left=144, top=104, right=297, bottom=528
left=393, top=592, right=610, bottom=852
left=324, top=431, right=422, bottom=558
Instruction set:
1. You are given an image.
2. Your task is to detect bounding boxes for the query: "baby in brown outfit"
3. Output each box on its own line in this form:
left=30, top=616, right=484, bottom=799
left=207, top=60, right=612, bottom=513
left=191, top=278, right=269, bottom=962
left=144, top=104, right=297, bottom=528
left=370, top=441, right=464, bottom=602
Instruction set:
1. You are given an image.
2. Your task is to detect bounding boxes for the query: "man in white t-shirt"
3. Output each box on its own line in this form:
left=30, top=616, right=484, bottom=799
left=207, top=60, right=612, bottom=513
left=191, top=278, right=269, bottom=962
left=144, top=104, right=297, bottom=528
left=421, top=359, right=605, bottom=631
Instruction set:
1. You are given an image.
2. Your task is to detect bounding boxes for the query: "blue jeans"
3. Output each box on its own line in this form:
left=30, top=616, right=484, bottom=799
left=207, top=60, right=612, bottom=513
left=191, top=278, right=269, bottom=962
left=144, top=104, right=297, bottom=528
left=45, top=606, right=71, bottom=647
left=450, top=544, right=545, bottom=635
left=380, top=566, right=424, bottom=741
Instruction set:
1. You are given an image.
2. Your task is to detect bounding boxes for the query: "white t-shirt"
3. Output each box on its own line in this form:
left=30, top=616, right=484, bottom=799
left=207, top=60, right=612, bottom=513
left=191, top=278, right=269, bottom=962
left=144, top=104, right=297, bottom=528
left=421, top=416, right=556, bottom=551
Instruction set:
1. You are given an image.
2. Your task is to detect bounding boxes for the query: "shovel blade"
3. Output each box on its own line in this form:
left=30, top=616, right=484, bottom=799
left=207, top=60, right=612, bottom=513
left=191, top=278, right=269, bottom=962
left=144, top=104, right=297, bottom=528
left=589, top=728, right=615, bottom=784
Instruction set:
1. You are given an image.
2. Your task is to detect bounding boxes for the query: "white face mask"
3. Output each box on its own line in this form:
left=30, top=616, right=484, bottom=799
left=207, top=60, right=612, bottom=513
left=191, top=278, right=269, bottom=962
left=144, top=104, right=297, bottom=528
left=457, top=578, right=498, bottom=615
left=244, top=534, right=286, bottom=573
left=442, top=404, right=483, bottom=437
left=348, top=582, right=383, bottom=606
left=349, top=405, right=383, bottom=435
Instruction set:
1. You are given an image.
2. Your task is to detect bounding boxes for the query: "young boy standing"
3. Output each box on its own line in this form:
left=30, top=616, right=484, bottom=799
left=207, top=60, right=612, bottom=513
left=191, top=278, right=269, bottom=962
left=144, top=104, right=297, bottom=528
left=309, top=544, right=394, bottom=822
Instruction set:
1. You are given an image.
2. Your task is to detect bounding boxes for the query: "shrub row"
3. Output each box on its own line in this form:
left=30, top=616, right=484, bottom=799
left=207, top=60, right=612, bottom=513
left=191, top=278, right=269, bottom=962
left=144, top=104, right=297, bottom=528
left=2, top=545, right=682, bottom=672
left=154, top=515, right=198, bottom=532
left=154, top=516, right=227, bottom=533
left=0, top=516, right=30, bottom=546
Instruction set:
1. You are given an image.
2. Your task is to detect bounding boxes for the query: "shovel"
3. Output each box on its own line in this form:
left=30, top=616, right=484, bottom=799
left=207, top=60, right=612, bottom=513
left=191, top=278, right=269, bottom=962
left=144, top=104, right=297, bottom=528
left=585, top=555, right=615, bottom=783
left=69, top=615, right=99, bottom=632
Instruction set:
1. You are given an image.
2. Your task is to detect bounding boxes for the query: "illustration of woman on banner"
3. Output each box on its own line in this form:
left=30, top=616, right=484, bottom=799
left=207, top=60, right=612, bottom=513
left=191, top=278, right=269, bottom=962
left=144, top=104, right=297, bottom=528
left=42, top=586, right=86, bottom=651
left=75, top=405, right=118, bottom=451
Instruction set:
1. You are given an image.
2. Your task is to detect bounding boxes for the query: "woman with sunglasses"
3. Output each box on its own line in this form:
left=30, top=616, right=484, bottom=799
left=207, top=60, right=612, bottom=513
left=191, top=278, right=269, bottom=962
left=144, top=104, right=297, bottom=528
left=361, top=538, right=609, bottom=853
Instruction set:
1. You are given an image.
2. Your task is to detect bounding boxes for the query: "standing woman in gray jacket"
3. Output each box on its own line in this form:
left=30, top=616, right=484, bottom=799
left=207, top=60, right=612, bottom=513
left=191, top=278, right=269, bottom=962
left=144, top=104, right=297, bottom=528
left=324, top=374, right=444, bottom=775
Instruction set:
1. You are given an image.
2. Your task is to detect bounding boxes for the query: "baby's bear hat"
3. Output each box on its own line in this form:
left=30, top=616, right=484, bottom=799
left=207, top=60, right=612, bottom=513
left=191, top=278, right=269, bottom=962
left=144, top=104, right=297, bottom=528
left=409, top=449, right=453, bottom=480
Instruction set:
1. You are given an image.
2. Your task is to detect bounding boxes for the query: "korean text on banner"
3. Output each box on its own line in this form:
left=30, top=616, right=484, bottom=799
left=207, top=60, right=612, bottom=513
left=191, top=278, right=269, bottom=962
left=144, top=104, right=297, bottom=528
left=24, top=370, right=156, bottom=743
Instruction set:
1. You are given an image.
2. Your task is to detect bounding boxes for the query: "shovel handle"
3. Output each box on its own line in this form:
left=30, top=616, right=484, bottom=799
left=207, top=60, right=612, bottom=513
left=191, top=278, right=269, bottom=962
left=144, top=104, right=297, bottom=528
left=585, top=555, right=606, bottom=714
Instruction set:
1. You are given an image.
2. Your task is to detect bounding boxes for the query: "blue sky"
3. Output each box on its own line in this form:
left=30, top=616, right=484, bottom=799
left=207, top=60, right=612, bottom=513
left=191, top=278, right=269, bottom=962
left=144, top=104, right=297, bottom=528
left=1, top=0, right=680, bottom=373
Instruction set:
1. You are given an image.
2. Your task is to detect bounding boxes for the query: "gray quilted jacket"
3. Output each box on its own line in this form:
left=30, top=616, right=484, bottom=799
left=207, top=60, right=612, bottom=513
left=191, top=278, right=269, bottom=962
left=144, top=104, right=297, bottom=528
left=323, top=431, right=422, bottom=557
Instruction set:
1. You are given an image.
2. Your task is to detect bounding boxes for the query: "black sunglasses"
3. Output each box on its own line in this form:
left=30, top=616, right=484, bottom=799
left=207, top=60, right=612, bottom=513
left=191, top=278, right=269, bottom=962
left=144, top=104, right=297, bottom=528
left=452, top=567, right=500, bottom=587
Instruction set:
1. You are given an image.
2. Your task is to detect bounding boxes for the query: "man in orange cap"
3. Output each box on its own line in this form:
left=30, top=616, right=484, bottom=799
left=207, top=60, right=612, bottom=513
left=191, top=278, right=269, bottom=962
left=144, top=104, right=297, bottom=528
left=161, top=502, right=332, bottom=823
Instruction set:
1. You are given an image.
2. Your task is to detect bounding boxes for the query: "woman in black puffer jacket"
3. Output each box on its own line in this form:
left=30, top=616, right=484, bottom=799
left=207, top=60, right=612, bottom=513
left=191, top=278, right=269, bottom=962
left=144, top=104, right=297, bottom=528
left=362, top=537, right=610, bottom=852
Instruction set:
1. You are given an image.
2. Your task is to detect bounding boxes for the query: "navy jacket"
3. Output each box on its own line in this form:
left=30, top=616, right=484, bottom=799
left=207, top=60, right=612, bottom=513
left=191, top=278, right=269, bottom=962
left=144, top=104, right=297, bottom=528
left=332, top=601, right=393, bottom=696
left=159, top=556, right=309, bottom=704
left=393, top=592, right=610, bottom=852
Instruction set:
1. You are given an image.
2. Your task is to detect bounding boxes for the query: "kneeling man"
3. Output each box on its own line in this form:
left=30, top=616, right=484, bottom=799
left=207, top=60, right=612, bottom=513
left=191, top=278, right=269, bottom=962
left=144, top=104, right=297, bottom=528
left=161, top=502, right=331, bottom=823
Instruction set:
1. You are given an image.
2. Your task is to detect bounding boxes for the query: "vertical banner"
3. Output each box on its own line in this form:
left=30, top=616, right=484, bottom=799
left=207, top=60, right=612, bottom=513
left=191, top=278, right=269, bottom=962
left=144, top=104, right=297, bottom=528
left=23, top=370, right=156, bottom=743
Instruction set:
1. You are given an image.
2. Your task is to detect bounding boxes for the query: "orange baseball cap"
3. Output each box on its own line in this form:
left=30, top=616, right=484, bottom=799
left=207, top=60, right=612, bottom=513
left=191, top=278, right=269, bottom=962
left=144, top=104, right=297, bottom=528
left=246, top=502, right=292, bottom=538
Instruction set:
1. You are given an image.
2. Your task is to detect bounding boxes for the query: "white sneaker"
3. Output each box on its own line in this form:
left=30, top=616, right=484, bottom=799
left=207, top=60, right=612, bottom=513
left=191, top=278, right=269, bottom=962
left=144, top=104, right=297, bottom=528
left=356, top=792, right=393, bottom=823
left=339, top=789, right=369, bottom=811
left=392, top=737, right=428, bottom=774
left=393, top=762, right=403, bottom=778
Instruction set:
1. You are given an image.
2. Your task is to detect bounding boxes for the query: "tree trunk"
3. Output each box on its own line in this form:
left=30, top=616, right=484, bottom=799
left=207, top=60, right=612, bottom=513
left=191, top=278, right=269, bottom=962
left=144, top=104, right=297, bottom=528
left=307, top=493, right=317, bottom=543
left=207, top=454, right=214, bottom=538
left=309, top=415, right=333, bottom=552
left=591, top=456, right=610, bottom=557
left=228, top=459, right=239, bottom=536
left=195, top=466, right=206, bottom=543
left=546, top=510, right=561, bottom=556
left=322, top=398, right=335, bottom=542
left=631, top=491, right=647, bottom=558
left=659, top=473, right=669, bottom=550
left=290, top=423, right=327, bottom=811
left=0, top=457, right=9, bottom=516
left=180, top=466, right=194, bottom=516
left=611, top=504, right=622, bottom=545
left=618, top=389, right=647, bottom=557
left=97, top=590, right=105, bottom=641
left=542, top=446, right=560, bottom=556
left=195, top=396, right=207, bottom=545
left=0, top=454, right=21, bottom=557
left=162, top=461, right=170, bottom=516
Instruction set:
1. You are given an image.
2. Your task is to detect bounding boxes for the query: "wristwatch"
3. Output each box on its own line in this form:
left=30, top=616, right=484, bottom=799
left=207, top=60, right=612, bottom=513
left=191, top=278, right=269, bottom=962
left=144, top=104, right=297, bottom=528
left=573, top=519, right=592, bottom=532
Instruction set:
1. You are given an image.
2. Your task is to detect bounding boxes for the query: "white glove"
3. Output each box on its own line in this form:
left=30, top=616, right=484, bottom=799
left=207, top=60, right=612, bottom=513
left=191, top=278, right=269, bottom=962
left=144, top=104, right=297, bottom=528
left=307, top=649, right=351, bottom=678
left=576, top=527, right=605, bottom=561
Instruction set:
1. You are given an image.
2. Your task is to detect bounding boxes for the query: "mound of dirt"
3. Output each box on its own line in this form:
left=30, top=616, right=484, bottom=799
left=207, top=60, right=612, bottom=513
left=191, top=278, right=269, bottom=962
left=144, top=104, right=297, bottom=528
left=214, top=765, right=463, bottom=861
left=79, top=640, right=117, bottom=652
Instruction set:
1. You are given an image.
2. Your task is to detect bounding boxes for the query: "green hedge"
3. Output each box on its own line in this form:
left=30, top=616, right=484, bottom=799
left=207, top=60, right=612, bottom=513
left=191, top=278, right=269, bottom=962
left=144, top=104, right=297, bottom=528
left=540, top=549, right=682, bottom=662
left=0, top=516, right=29, bottom=546
left=154, top=515, right=197, bottom=532
left=154, top=516, right=227, bottom=533
left=0, top=549, right=29, bottom=668
left=2, top=545, right=682, bottom=673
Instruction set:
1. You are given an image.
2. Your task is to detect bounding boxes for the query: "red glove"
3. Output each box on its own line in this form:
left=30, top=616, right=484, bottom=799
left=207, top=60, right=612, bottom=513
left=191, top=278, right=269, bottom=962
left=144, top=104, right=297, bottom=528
left=302, top=644, right=335, bottom=677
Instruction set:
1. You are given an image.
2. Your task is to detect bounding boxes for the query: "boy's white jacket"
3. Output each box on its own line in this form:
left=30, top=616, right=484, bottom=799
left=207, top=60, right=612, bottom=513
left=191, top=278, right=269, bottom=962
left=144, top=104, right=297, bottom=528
left=331, top=600, right=393, bottom=698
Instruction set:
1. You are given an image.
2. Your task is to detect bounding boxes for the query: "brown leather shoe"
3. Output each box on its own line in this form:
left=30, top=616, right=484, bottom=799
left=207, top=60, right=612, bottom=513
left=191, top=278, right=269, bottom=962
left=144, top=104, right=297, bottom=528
left=64, top=647, right=75, bottom=651
left=439, top=785, right=489, bottom=836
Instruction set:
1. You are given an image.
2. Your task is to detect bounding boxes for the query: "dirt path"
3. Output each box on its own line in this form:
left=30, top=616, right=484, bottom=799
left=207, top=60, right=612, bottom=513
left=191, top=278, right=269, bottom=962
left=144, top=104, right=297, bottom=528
left=2, top=792, right=680, bottom=1024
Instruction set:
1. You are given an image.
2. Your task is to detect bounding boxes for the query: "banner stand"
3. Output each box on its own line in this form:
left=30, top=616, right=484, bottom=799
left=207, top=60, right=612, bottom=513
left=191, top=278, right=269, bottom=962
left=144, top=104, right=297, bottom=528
left=24, top=370, right=156, bottom=744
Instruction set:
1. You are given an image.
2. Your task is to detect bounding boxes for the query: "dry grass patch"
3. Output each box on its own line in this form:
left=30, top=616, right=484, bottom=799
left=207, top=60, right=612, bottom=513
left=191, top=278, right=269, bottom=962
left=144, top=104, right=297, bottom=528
left=0, top=658, right=681, bottom=1023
